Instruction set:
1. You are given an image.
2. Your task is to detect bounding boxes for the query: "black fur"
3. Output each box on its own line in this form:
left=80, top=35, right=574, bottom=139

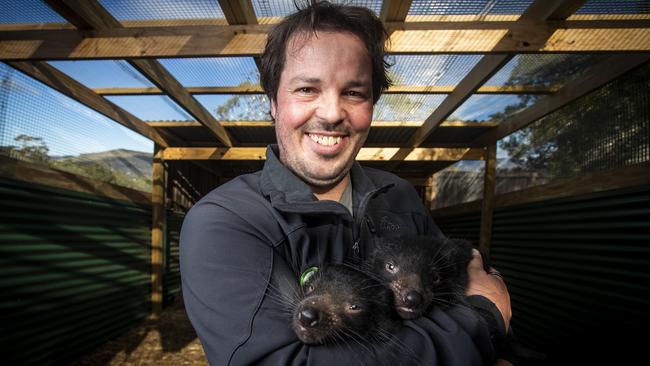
left=367, top=236, right=474, bottom=319
left=291, top=264, right=400, bottom=345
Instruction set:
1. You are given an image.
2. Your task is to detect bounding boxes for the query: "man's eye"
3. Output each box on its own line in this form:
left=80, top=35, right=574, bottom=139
left=345, top=90, right=366, bottom=98
left=297, top=87, right=314, bottom=94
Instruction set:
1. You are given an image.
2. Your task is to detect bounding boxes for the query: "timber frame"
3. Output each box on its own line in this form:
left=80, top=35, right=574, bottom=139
left=1, top=0, right=649, bottom=315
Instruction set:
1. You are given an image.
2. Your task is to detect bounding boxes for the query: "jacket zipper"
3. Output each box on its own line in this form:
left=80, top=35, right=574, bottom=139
left=351, top=184, right=393, bottom=262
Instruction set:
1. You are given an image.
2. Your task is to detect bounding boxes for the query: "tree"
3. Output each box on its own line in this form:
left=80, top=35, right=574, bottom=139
left=497, top=59, right=650, bottom=178
left=12, top=134, right=50, bottom=163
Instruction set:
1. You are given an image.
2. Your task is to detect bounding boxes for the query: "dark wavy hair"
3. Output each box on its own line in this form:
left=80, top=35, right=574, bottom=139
left=260, top=1, right=391, bottom=105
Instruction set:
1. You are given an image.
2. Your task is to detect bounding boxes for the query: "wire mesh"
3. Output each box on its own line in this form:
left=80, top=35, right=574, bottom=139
left=48, top=61, right=155, bottom=89
left=449, top=94, right=539, bottom=123
left=0, top=62, right=153, bottom=192
left=431, top=160, right=485, bottom=209
left=105, top=95, right=193, bottom=121
left=485, top=54, right=608, bottom=88
left=388, top=55, right=482, bottom=86
left=496, top=61, right=650, bottom=194
left=252, top=0, right=382, bottom=18
left=373, top=94, right=447, bottom=121
left=98, top=0, right=225, bottom=21
left=0, top=0, right=67, bottom=24
left=575, top=0, right=650, bottom=14
left=408, top=0, right=534, bottom=19
left=195, top=94, right=270, bottom=121
left=158, top=58, right=260, bottom=87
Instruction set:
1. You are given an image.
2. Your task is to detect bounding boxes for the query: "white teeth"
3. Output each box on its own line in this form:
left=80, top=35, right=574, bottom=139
left=309, top=134, right=342, bottom=147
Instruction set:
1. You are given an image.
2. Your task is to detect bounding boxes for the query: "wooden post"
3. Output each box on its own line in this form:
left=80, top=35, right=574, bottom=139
left=151, top=144, right=165, bottom=318
left=479, top=144, right=497, bottom=257
left=423, top=175, right=434, bottom=210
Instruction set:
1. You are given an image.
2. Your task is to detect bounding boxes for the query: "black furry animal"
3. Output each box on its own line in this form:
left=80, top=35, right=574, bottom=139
left=291, top=264, right=400, bottom=345
left=367, top=236, right=475, bottom=319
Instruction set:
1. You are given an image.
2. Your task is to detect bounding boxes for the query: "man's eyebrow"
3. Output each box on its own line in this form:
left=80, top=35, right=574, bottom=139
left=288, top=76, right=321, bottom=84
left=344, top=80, right=371, bottom=89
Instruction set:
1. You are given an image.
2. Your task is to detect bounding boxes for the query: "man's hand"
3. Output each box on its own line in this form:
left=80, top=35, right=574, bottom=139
left=465, top=249, right=512, bottom=330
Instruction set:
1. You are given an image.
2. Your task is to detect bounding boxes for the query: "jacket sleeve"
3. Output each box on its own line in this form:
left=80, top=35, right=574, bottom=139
left=181, top=198, right=495, bottom=365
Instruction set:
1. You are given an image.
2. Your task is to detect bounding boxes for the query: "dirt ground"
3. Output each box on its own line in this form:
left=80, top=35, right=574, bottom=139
left=69, top=296, right=208, bottom=366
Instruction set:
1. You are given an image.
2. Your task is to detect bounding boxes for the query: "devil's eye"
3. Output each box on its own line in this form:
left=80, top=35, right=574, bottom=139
left=349, top=304, right=361, bottom=311
left=385, top=262, right=396, bottom=273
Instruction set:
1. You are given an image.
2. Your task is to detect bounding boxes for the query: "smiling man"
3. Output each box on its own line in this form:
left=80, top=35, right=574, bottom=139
left=180, top=2, right=511, bottom=365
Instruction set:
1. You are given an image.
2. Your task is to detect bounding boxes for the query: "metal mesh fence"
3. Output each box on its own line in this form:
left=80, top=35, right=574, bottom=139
left=485, top=54, right=607, bottom=88
left=98, top=0, right=225, bottom=20
left=408, top=0, right=533, bottom=19
left=373, top=94, right=447, bottom=121
left=496, top=61, right=650, bottom=194
left=195, top=94, right=271, bottom=121
left=449, top=94, right=540, bottom=123
left=0, top=62, right=154, bottom=192
left=252, top=0, right=383, bottom=18
left=105, top=95, right=193, bottom=121
left=389, top=55, right=482, bottom=87
left=575, top=0, right=650, bottom=14
left=0, top=0, right=67, bottom=23
left=48, top=60, right=155, bottom=89
left=159, top=58, right=260, bottom=87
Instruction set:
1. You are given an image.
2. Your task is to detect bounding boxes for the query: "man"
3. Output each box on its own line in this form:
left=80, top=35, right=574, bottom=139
left=180, top=2, right=511, bottom=365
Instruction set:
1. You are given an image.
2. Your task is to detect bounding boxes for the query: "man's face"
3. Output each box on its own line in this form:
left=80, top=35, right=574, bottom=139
left=271, top=31, right=373, bottom=188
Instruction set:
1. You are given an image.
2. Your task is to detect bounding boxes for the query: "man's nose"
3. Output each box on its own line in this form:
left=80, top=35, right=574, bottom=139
left=315, top=93, right=346, bottom=124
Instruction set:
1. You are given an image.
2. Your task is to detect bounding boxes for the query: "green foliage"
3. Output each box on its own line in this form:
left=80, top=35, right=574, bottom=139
left=11, top=134, right=50, bottom=163
left=498, top=59, right=650, bottom=178
left=2, top=135, right=152, bottom=192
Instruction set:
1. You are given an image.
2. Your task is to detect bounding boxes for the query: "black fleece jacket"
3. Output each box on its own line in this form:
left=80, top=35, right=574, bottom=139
left=180, top=145, right=502, bottom=365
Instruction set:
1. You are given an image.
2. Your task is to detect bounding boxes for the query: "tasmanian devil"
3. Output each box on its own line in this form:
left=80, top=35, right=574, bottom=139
left=366, top=235, right=475, bottom=320
left=291, top=264, right=400, bottom=346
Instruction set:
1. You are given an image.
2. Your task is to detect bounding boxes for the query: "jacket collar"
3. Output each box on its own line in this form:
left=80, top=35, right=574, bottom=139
left=260, top=145, right=392, bottom=214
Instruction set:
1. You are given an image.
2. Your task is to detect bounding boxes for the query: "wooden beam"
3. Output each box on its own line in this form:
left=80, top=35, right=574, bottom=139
left=145, top=120, right=497, bottom=128
left=218, top=0, right=258, bottom=25
left=151, top=144, right=165, bottom=318
left=380, top=0, right=412, bottom=22
left=6, top=61, right=172, bottom=147
left=0, top=155, right=151, bottom=204
left=472, top=53, right=650, bottom=146
left=45, top=0, right=234, bottom=147
left=2, top=23, right=649, bottom=60
left=405, top=0, right=587, bottom=151
left=161, top=147, right=485, bottom=161
left=129, top=59, right=234, bottom=147
left=92, top=84, right=559, bottom=96
left=479, top=144, right=496, bottom=257
left=431, top=161, right=650, bottom=218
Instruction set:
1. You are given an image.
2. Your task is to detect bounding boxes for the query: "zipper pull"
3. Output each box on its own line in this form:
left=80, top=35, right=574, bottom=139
left=352, top=240, right=360, bottom=257
left=365, top=215, right=376, bottom=233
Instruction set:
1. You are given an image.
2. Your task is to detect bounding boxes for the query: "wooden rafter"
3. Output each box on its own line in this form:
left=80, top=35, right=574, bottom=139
left=380, top=0, right=412, bottom=23
left=161, top=147, right=484, bottom=161
left=390, top=0, right=590, bottom=164
left=2, top=21, right=649, bottom=60
left=6, top=61, right=173, bottom=147
left=145, top=120, right=496, bottom=128
left=92, top=84, right=559, bottom=96
left=218, top=0, right=258, bottom=25
left=43, top=0, right=234, bottom=147
left=471, top=53, right=650, bottom=146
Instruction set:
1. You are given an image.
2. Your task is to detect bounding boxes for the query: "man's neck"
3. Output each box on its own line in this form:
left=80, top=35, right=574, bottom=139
left=312, top=175, right=350, bottom=202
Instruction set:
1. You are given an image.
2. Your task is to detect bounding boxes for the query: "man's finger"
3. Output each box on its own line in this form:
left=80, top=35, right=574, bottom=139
left=468, top=248, right=486, bottom=271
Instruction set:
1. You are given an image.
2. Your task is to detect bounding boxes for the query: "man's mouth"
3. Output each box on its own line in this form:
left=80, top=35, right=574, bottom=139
left=307, top=133, right=343, bottom=147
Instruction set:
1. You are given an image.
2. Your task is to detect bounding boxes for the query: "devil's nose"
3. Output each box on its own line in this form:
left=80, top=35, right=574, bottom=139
left=299, top=308, right=320, bottom=327
left=404, top=291, right=423, bottom=307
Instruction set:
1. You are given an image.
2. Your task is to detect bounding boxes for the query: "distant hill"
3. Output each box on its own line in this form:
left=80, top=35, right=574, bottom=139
left=53, top=149, right=152, bottom=179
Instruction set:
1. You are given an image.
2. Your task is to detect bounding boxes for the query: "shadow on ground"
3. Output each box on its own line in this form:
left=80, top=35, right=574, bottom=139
left=68, top=296, right=208, bottom=366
